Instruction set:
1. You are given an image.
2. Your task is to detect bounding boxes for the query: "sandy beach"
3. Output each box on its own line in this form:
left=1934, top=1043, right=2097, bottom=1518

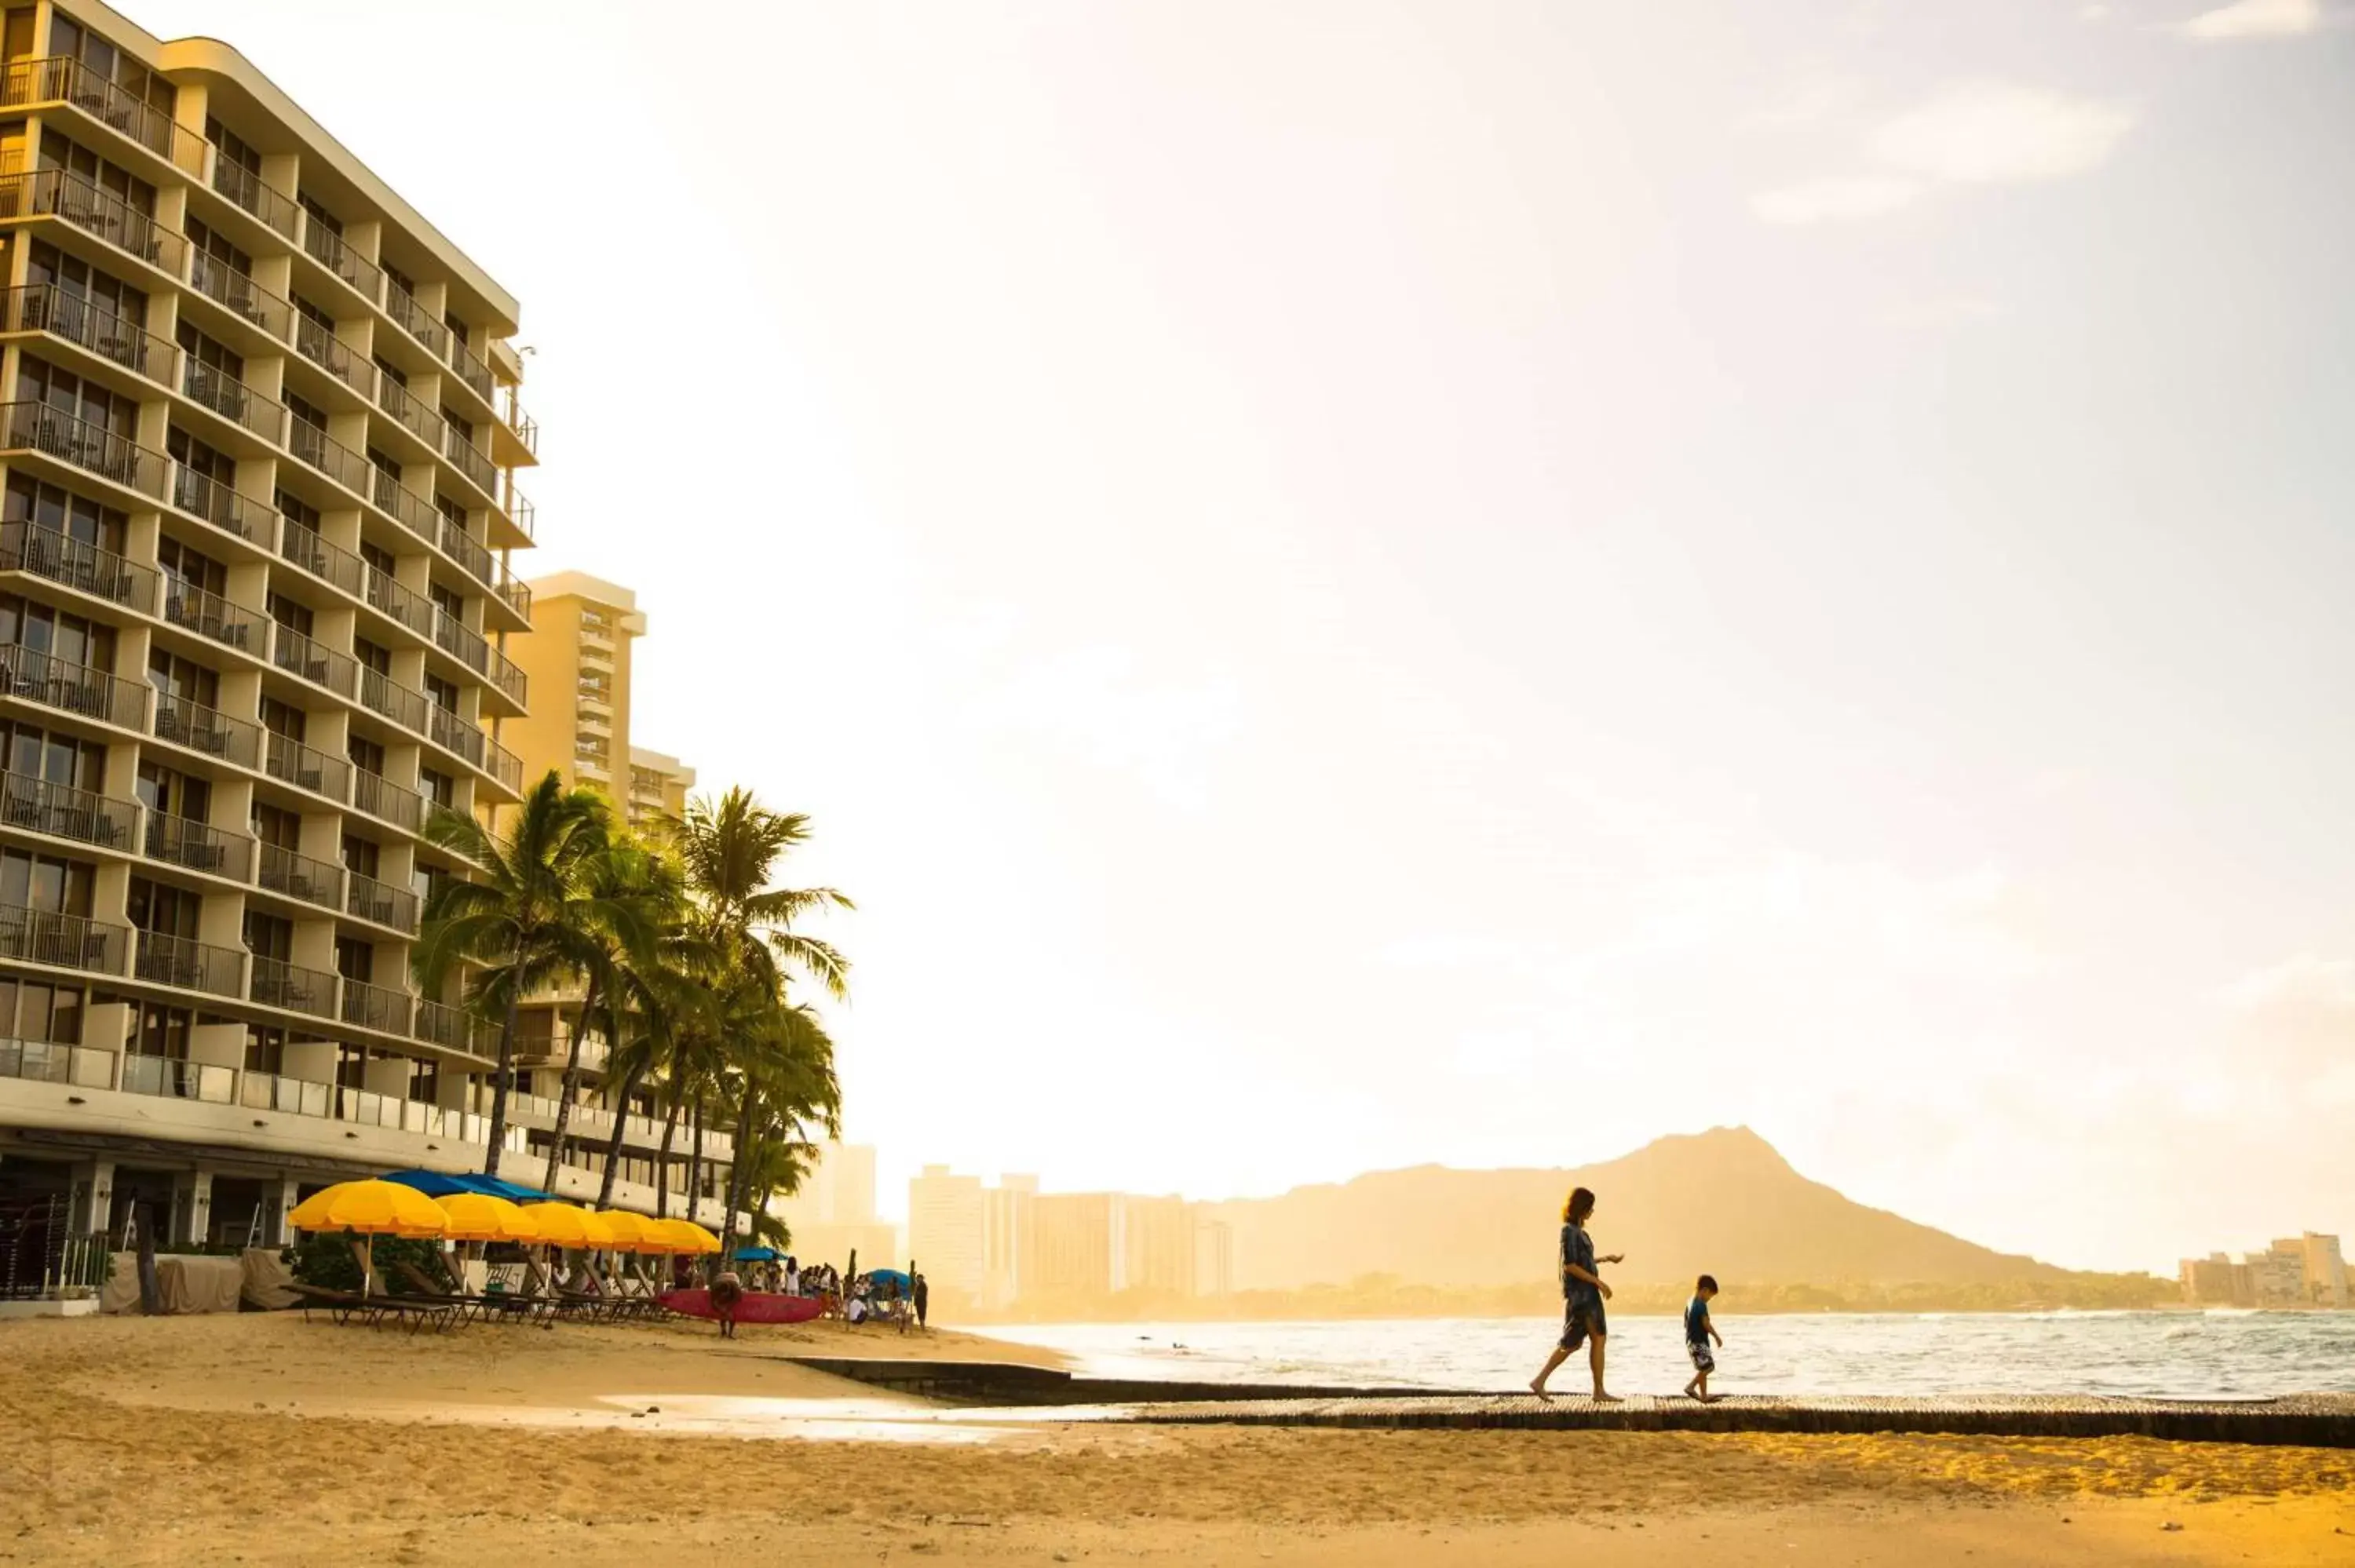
left=1, top=1313, right=2349, bottom=1567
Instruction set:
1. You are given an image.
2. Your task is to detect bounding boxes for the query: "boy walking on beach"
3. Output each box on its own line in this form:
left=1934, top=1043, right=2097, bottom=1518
left=1682, top=1274, right=1724, bottom=1402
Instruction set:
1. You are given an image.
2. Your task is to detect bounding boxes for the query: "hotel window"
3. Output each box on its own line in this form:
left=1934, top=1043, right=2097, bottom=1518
left=286, top=389, right=328, bottom=436
left=424, top=673, right=458, bottom=713
left=333, top=936, right=372, bottom=985
left=298, top=193, right=342, bottom=237
left=134, top=762, right=210, bottom=825
left=184, top=217, right=252, bottom=276
left=243, top=910, right=293, bottom=963
left=174, top=321, right=244, bottom=384
left=125, top=877, right=201, bottom=939
left=243, top=1025, right=285, bottom=1075
left=155, top=537, right=228, bottom=597
left=4, top=474, right=126, bottom=552
left=371, top=355, right=407, bottom=390
left=127, top=1001, right=194, bottom=1062
left=442, top=313, right=469, bottom=350
left=0, top=848, right=96, bottom=915
left=346, top=733, right=385, bottom=779
left=27, top=241, right=148, bottom=323
left=440, top=404, right=474, bottom=447
left=429, top=582, right=462, bottom=622
left=0, top=979, right=87, bottom=1045
left=49, top=14, right=175, bottom=115
left=166, top=427, right=236, bottom=485
left=268, top=593, right=313, bottom=639
left=0, top=720, right=104, bottom=789
left=359, top=539, right=396, bottom=582
left=353, top=637, right=390, bottom=679
left=340, top=833, right=379, bottom=879
left=145, top=648, right=217, bottom=709
left=206, top=119, right=262, bottom=181
left=3, top=595, right=119, bottom=669
left=276, top=489, right=321, bottom=534
left=419, top=769, right=454, bottom=811
left=16, top=357, right=135, bottom=434
left=250, top=803, right=301, bottom=853
left=411, top=1058, right=440, bottom=1105
left=258, top=697, right=306, bottom=744
left=37, top=130, right=155, bottom=217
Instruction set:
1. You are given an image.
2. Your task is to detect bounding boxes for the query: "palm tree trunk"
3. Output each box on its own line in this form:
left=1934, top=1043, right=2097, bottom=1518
left=596, top=1056, right=652, bottom=1211
left=541, top=972, right=602, bottom=1202
left=652, top=1093, right=681, bottom=1219
left=483, top=989, right=520, bottom=1178
left=686, top=1099, right=705, bottom=1227
left=721, top=1091, right=757, bottom=1265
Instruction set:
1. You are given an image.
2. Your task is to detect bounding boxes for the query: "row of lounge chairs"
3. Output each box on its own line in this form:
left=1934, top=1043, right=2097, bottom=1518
left=290, top=1260, right=682, bottom=1333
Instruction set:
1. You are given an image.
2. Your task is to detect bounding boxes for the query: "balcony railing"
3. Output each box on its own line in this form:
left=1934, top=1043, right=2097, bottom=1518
left=0, top=643, right=146, bottom=728
left=263, top=731, right=349, bottom=801
left=3, top=283, right=173, bottom=383
left=359, top=667, right=428, bottom=732
left=373, top=374, right=444, bottom=450
left=294, top=314, right=371, bottom=396
left=168, top=465, right=264, bottom=542
left=268, top=623, right=358, bottom=702
left=187, top=250, right=291, bottom=340
left=0, top=1036, right=111, bottom=1088
left=152, top=692, right=261, bottom=769
left=499, top=481, right=535, bottom=541
left=363, top=565, right=434, bottom=640
left=426, top=703, right=520, bottom=789
left=431, top=607, right=528, bottom=707
left=435, top=513, right=491, bottom=585
left=301, top=217, right=385, bottom=306
left=0, top=771, right=136, bottom=851
left=368, top=466, right=437, bottom=542
left=448, top=336, right=495, bottom=404
left=352, top=768, right=422, bottom=833
left=2, top=57, right=210, bottom=176
left=239, top=1069, right=331, bottom=1118
left=123, top=1054, right=236, bottom=1103
left=181, top=358, right=284, bottom=442
left=0, top=903, right=126, bottom=974
left=278, top=516, right=363, bottom=598
left=144, top=812, right=254, bottom=882
left=414, top=997, right=497, bottom=1059
left=441, top=428, right=498, bottom=498
left=250, top=954, right=336, bottom=1019
left=134, top=929, right=242, bottom=997
left=0, top=168, right=184, bottom=275
left=1, top=401, right=164, bottom=498
left=210, top=158, right=300, bottom=241
left=159, top=576, right=258, bottom=654
left=341, top=976, right=411, bottom=1036
left=498, top=574, right=531, bottom=622
left=385, top=281, right=445, bottom=355
left=0, top=520, right=158, bottom=614
left=499, top=395, right=539, bottom=460
left=286, top=414, right=374, bottom=497
left=257, top=842, right=343, bottom=911
left=345, top=870, right=419, bottom=934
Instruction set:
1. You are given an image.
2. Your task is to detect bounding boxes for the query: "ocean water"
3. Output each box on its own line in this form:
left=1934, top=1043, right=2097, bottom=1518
left=982, top=1312, right=2355, bottom=1400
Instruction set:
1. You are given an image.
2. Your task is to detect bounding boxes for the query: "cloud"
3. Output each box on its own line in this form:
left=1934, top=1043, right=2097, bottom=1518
left=1750, top=176, right=1922, bottom=225
left=2176, top=0, right=2322, bottom=38
left=1869, top=81, right=2135, bottom=184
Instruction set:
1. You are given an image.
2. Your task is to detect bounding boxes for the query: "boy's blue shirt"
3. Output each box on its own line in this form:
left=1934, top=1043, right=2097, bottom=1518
left=1684, top=1294, right=1711, bottom=1343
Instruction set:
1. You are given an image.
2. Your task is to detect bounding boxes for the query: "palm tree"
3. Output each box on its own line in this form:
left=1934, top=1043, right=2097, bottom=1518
left=588, top=949, right=703, bottom=1212
left=664, top=787, right=851, bottom=998
left=541, top=836, right=676, bottom=1197
left=411, top=771, right=633, bottom=1179
left=718, top=994, right=841, bottom=1260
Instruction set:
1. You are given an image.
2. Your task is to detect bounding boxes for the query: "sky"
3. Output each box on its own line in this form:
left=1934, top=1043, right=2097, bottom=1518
left=128, top=0, right=2355, bottom=1273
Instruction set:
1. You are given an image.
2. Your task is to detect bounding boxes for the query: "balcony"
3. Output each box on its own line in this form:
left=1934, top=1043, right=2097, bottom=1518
left=2, top=283, right=174, bottom=384
left=187, top=251, right=291, bottom=341
left=0, top=168, right=185, bottom=275
left=294, top=314, right=371, bottom=397
left=210, top=159, right=300, bottom=242
left=0, top=520, right=158, bottom=614
left=269, top=623, right=358, bottom=703
left=385, top=281, right=445, bottom=356
left=257, top=843, right=343, bottom=912
left=168, top=465, right=265, bottom=542
left=181, top=358, right=285, bottom=443
left=2, top=57, right=210, bottom=177
left=497, top=389, right=539, bottom=462
left=0, top=771, right=136, bottom=851
left=373, top=374, right=444, bottom=452
left=159, top=577, right=259, bottom=655
left=442, top=428, right=498, bottom=498
left=144, top=812, right=254, bottom=882
left=345, top=870, right=419, bottom=935
left=0, top=642, right=148, bottom=730
left=0, top=903, right=126, bottom=975
left=278, top=516, right=363, bottom=598
left=301, top=217, right=385, bottom=308
left=262, top=731, right=350, bottom=802
left=499, top=481, right=535, bottom=542
left=447, top=336, right=495, bottom=406
left=428, top=704, right=522, bottom=791
left=286, top=414, right=374, bottom=497
left=1, top=400, right=165, bottom=498
left=133, top=929, right=243, bottom=997
left=152, top=692, right=261, bottom=770
left=250, top=954, right=335, bottom=1019
left=414, top=997, right=497, bottom=1059
left=358, top=666, right=428, bottom=733
left=352, top=769, right=422, bottom=833
left=0, top=1036, right=112, bottom=1088
left=122, top=1054, right=235, bottom=1102
left=341, top=976, right=412, bottom=1037
left=367, top=466, right=437, bottom=542
left=433, top=608, right=528, bottom=709
left=436, top=514, right=492, bottom=584
left=363, top=564, right=434, bottom=640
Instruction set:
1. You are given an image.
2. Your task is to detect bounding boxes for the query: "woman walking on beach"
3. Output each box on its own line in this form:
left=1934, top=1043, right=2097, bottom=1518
left=1530, top=1186, right=1623, bottom=1402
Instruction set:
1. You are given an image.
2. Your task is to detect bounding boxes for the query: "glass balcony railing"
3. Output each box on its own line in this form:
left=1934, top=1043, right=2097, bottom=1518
left=341, top=976, right=411, bottom=1036
left=0, top=1036, right=112, bottom=1088
left=122, top=1054, right=236, bottom=1103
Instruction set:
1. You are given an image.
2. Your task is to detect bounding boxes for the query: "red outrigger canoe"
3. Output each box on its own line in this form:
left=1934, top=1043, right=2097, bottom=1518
left=658, top=1288, right=824, bottom=1325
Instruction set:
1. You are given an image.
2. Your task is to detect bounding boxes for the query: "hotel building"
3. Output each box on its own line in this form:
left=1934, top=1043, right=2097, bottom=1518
left=0, top=2, right=732, bottom=1285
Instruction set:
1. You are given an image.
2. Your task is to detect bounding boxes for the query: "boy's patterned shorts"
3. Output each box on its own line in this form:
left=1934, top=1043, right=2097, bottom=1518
left=1687, top=1341, right=1714, bottom=1374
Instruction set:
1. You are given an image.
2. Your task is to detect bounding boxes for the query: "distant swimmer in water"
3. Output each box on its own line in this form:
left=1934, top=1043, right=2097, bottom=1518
left=1530, top=1186, right=1623, bottom=1402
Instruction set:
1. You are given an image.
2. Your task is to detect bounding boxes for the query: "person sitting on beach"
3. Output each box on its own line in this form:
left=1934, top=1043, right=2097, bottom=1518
left=1528, top=1186, right=1625, bottom=1402
left=1682, top=1274, right=1725, bottom=1402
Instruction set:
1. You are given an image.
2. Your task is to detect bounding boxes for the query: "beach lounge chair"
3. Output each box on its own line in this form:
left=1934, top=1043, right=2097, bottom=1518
left=391, top=1260, right=535, bottom=1326
left=288, top=1282, right=369, bottom=1326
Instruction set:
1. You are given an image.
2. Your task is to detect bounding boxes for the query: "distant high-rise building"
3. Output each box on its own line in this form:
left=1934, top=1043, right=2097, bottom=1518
left=907, top=1164, right=986, bottom=1305
left=507, top=572, right=645, bottom=804
left=2241, top=1249, right=2303, bottom=1307
left=2178, top=1253, right=2235, bottom=1305
left=983, top=1174, right=1038, bottom=1308
left=1193, top=1214, right=1234, bottom=1297
left=626, top=746, right=694, bottom=826
left=1122, top=1194, right=1195, bottom=1297
left=2271, top=1234, right=2347, bottom=1307
left=1031, top=1192, right=1123, bottom=1297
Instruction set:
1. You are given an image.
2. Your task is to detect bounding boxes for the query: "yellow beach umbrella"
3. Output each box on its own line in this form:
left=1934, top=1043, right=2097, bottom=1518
left=434, top=1193, right=539, bottom=1244
left=576, top=1209, right=621, bottom=1249
left=287, top=1179, right=449, bottom=1238
left=518, top=1202, right=595, bottom=1249
left=593, top=1210, right=658, bottom=1254
left=647, top=1218, right=722, bottom=1256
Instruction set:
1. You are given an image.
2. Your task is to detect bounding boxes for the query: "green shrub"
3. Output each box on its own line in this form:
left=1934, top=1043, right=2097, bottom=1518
left=286, top=1231, right=451, bottom=1293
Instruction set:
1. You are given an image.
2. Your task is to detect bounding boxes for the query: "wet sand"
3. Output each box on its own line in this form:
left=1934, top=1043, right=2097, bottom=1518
left=2, top=1314, right=2349, bottom=1566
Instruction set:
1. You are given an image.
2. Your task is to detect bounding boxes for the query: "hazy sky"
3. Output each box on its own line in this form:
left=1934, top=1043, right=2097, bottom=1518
left=133, top=0, right=2353, bottom=1271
